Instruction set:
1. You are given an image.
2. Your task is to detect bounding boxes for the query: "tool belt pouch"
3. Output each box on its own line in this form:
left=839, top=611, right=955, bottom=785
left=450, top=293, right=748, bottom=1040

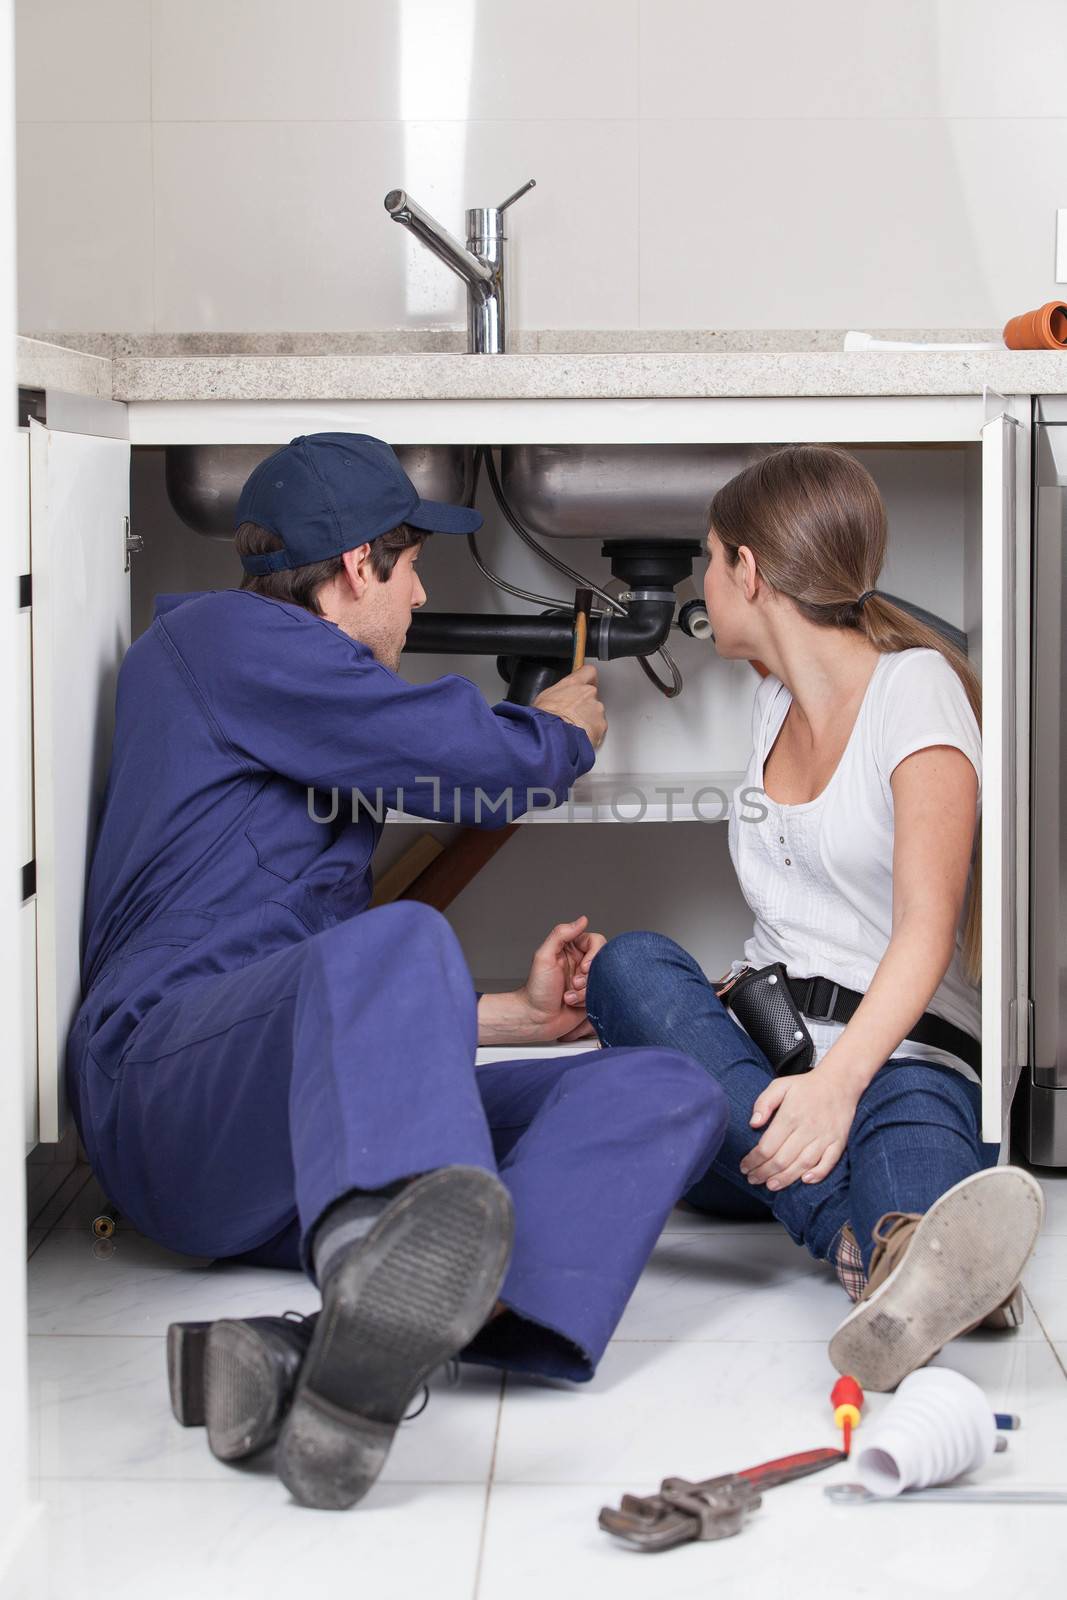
left=723, top=962, right=815, bottom=1076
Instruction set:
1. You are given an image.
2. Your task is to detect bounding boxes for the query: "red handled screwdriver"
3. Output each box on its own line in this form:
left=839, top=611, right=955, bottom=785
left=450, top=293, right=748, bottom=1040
left=830, top=1375, right=865, bottom=1457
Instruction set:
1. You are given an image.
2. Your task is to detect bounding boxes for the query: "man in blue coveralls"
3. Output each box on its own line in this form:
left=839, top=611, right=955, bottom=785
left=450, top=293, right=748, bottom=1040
left=65, top=433, right=728, bottom=1510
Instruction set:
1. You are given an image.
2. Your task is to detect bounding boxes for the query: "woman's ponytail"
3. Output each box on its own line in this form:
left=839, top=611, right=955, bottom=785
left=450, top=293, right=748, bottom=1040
left=710, top=445, right=982, bottom=987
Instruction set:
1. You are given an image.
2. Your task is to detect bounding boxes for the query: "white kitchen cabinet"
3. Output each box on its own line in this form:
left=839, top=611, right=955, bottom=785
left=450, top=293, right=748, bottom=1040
left=24, top=391, right=1029, bottom=1150
left=27, top=419, right=131, bottom=1143
left=15, top=429, right=37, bottom=1154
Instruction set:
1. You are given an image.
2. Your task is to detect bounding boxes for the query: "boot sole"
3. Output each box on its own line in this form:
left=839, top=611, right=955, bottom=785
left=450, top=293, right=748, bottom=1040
left=829, top=1167, right=1045, bottom=1392
left=167, top=1320, right=211, bottom=1427
left=275, top=1166, right=514, bottom=1510
left=204, top=1319, right=289, bottom=1461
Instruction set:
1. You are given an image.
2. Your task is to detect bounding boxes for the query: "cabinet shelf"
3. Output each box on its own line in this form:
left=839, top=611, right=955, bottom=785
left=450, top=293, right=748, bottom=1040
left=389, top=771, right=748, bottom=826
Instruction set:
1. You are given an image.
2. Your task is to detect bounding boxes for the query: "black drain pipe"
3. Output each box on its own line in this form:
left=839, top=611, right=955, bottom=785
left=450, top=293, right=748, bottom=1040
left=403, top=542, right=970, bottom=707
left=403, top=540, right=701, bottom=702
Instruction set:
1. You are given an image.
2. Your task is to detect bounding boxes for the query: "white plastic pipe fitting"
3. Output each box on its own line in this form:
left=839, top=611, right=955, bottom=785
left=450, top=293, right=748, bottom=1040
left=855, top=1368, right=997, bottom=1497
left=676, top=577, right=713, bottom=641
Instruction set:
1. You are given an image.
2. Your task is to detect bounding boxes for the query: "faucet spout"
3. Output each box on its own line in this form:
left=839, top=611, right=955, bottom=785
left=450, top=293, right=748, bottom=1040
left=384, top=179, right=533, bottom=352
left=384, top=189, right=493, bottom=300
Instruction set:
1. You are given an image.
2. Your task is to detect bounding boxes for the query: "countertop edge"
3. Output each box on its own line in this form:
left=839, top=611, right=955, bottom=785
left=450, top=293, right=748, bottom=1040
left=16, top=337, right=1067, bottom=402
left=16, top=336, right=114, bottom=401
left=109, top=350, right=1067, bottom=402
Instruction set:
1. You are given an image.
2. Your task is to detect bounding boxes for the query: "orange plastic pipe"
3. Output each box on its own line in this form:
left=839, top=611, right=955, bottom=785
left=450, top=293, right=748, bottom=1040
left=1003, top=301, right=1067, bottom=350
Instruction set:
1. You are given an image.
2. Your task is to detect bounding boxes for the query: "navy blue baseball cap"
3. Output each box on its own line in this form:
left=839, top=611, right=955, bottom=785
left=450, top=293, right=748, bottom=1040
left=235, top=432, right=483, bottom=575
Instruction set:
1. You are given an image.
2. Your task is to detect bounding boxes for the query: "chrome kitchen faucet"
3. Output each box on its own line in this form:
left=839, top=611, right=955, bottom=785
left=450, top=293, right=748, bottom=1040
left=384, top=180, right=535, bottom=354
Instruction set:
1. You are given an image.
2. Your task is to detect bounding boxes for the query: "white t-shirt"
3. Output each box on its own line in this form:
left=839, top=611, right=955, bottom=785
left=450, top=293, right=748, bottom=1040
left=725, top=648, right=982, bottom=1083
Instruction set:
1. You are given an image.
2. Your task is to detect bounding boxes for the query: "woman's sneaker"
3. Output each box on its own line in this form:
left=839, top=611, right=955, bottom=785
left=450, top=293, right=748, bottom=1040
left=831, top=1223, right=1025, bottom=1328
left=828, top=1167, right=1044, bottom=1391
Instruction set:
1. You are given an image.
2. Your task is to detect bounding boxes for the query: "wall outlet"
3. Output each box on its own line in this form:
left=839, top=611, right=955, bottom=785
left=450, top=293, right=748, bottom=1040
left=1058, top=209, right=1067, bottom=284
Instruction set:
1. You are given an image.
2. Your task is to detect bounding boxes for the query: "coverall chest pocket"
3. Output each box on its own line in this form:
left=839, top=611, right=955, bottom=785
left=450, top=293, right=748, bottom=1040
left=245, top=779, right=333, bottom=883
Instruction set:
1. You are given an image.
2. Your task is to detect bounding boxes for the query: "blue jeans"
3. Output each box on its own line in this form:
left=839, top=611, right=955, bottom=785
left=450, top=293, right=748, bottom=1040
left=585, top=931, right=999, bottom=1273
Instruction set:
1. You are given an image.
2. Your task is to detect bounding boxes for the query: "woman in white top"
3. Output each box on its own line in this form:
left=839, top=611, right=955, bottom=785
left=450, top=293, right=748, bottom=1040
left=585, top=445, right=1044, bottom=1392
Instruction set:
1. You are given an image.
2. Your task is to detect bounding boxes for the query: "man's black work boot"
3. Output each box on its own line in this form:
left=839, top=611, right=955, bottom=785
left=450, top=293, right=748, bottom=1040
left=166, top=1182, right=411, bottom=1460
left=167, top=1312, right=318, bottom=1460
left=275, top=1165, right=514, bottom=1511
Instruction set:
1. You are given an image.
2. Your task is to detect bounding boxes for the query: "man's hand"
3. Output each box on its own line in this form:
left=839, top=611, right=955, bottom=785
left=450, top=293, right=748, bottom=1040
left=476, top=915, right=607, bottom=1046
left=739, top=1059, right=861, bottom=1191
left=533, top=666, right=607, bottom=751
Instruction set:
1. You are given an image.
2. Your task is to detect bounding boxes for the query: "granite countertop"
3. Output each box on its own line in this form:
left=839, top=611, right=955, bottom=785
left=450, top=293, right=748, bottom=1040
left=16, top=329, right=1067, bottom=403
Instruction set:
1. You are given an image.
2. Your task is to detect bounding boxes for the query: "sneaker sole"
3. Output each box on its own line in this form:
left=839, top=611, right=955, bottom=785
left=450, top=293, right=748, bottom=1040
left=204, top=1319, right=289, bottom=1462
left=275, top=1166, right=514, bottom=1510
left=829, top=1168, right=1045, bottom=1392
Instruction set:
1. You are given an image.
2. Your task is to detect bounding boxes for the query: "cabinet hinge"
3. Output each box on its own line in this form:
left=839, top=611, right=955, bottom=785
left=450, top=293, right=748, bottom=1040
left=124, top=515, right=144, bottom=572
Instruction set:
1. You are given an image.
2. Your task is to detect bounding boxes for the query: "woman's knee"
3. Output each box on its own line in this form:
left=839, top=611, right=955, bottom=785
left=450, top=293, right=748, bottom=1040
left=855, top=1060, right=980, bottom=1134
left=586, top=930, right=700, bottom=1018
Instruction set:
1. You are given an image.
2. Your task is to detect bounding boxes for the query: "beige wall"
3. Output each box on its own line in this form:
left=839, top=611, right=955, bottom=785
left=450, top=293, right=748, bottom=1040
left=14, top=0, right=1067, bottom=334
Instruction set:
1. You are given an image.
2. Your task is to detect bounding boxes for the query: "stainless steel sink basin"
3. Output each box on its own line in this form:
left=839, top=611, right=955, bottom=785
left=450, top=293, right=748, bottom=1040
left=164, top=441, right=755, bottom=545
left=164, top=444, right=477, bottom=539
left=499, top=444, right=758, bottom=540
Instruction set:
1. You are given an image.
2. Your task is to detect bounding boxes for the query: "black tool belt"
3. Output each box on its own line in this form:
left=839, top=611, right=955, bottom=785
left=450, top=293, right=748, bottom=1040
left=724, top=963, right=981, bottom=1078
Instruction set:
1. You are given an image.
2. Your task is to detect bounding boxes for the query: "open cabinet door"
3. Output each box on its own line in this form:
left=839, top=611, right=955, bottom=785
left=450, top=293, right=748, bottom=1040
left=29, top=421, right=131, bottom=1143
left=15, top=429, right=38, bottom=1154
left=980, top=409, right=1031, bottom=1145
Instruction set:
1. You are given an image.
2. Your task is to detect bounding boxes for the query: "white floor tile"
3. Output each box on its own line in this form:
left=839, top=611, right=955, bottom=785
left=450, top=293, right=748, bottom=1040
left=1037, top=1172, right=1067, bottom=1235
left=497, top=1339, right=851, bottom=1485
left=612, top=1227, right=1049, bottom=1345
left=29, top=1167, right=94, bottom=1232
left=479, top=1481, right=1067, bottom=1600
left=25, top=1160, right=79, bottom=1227
left=28, top=1334, right=502, bottom=1486
left=1021, top=1237, right=1067, bottom=1341
left=494, top=1335, right=1067, bottom=1488
left=27, top=1230, right=318, bottom=1336
left=37, top=1478, right=487, bottom=1600
left=22, top=1179, right=1067, bottom=1594
left=613, top=1229, right=844, bottom=1342
left=43, top=1171, right=115, bottom=1231
left=927, top=1338, right=1067, bottom=1483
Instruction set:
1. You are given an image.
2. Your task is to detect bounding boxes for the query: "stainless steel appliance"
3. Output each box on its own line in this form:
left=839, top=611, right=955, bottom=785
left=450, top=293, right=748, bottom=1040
left=1022, top=396, right=1067, bottom=1165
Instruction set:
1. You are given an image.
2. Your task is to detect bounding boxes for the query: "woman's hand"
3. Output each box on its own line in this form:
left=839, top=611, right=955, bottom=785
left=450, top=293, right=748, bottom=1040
left=739, top=1060, right=861, bottom=1191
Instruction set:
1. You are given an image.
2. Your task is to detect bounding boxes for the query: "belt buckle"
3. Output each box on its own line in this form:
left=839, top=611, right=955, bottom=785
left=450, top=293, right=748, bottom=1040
left=802, top=978, right=838, bottom=1022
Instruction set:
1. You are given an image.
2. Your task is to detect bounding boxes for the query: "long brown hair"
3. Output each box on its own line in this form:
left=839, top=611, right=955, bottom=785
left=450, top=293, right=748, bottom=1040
left=709, top=444, right=982, bottom=986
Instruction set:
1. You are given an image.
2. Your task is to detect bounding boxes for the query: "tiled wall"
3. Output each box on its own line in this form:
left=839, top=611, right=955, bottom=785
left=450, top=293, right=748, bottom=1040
left=15, top=0, right=1067, bottom=334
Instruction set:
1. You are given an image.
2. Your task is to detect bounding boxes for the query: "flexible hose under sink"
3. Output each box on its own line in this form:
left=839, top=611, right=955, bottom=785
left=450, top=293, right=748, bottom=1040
left=477, top=447, right=684, bottom=698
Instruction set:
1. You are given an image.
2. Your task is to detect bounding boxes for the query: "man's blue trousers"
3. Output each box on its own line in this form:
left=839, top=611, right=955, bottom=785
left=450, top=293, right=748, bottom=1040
left=68, top=901, right=728, bottom=1381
